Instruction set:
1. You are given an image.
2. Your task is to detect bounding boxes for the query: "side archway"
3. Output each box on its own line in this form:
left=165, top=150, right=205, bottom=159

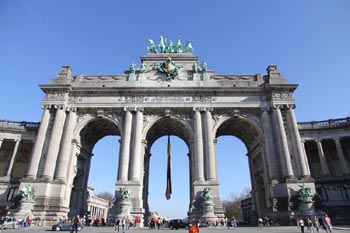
left=214, top=116, right=270, bottom=219
left=68, top=115, right=122, bottom=217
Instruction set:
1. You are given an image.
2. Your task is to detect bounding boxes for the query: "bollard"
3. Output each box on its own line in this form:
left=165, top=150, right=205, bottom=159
left=189, top=225, right=199, bottom=233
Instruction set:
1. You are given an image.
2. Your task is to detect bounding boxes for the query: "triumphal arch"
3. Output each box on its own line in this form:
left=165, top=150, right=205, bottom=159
left=1, top=37, right=320, bottom=224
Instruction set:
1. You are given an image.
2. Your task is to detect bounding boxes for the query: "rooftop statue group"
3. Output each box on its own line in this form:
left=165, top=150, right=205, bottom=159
left=147, top=36, right=193, bottom=54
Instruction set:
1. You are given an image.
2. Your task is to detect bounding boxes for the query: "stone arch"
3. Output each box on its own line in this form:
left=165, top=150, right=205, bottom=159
left=214, top=115, right=269, bottom=218
left=143, top=115, right=193, bottom=148
left=142, top=115, right=193, bottom=220
left=69, top=114, right=122, bottom=217
left=75, top=115, right=122, bottom=152
left=214, top=115, right=262, bottom=151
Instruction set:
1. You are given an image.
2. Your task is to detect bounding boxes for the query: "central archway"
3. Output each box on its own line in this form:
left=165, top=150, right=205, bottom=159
left=143, top=115, right=193, bottom=221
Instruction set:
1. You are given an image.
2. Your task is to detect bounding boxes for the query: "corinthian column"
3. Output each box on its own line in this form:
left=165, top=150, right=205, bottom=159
left=55, top=108, right=77, bottom=182
left=272, top=104, right=294, bottom=178
left=26, top=105, right=51, bottom=179
left=42, top=105, right=67, bottom=180
left=193, top=108, right=204, bottom=182
left=130, top=108, right=143, bottom=181
left=315, top=139, right=330, bottom=176
left=260, top=106, right=278, bottom=179
left=334, top=137, right=349, bottom=175
left=286, top=104, right=310, bottom=177
left=117, top=109, right=133, bottom=182
left=204, top=108, right=216, bottom=181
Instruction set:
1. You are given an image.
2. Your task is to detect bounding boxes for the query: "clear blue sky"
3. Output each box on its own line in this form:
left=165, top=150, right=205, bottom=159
left=1, top=0, right=349, bottom=219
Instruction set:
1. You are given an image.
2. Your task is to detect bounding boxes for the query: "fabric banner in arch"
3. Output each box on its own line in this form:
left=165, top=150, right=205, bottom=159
left=165, top=135, right=172, bottom=200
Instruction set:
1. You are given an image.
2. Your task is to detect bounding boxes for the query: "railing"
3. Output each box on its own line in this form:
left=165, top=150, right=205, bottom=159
left=298, top=117, right=350, bottom=130
left=0, top=120, right=40, bottom=130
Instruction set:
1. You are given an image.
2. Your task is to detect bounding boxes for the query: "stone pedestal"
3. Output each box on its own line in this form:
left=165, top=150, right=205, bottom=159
left=8, top=201, right=34, bottom=219
left=117, top=201, right=131, bottom=218
left=201, top=200, right=217, bottom=222
left=299, top=202, right=315, bottom=216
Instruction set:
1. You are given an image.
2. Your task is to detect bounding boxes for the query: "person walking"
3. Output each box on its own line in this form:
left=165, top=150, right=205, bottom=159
left=121, top=216, right=128, bottom=233
left=323, top=214, right=332, bottom=233
left=306, top=217, right=313, bottom=233
left=114, top=217, right=120, bottom=233
left=298, top=218, right=305, bottom=233
left=313, top=217, right=319, bottom=233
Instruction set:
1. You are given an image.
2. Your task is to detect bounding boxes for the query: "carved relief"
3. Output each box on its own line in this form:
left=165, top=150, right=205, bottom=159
left=271, top=92, right=293, bottom=101
left=45, top=92, right=68, bottom=101
left=192, top=96, right=217, bottom=102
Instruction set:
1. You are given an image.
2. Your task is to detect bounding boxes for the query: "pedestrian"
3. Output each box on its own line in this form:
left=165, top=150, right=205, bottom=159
left=258, top=217, right=263, bottom=228
left=323, top=214, right=332, bottom=233
left=306, top=217, right=313, bottom=233
left=313, top=217, right=319, bottom=233
left=121, top=216, right=128, bottom=233
left=114, top=217, right=120, bottom=233
left=298, top=218, right=305, bottom=233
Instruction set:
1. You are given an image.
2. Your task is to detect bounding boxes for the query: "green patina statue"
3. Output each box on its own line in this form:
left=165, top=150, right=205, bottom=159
left=139, top=62, right=147, bottom=73
left=192, top=62, right=199, bottom=73
left=183, top=40, right=193, bottom=53
left=147, top=36, right=193, bottom=54
left=174, top=36, right=182, bottom=53
left=147, top=39, right=158, bottom=53
left=129, top=62, right=136, bottom=74
left=153, top=57, right=182, bottom=80
left=120, top=187, right=131, bottom=202
left=298, top=183, right=314, bottom=203
left=202, top=187, right=212, bottom=202
left=20, top=184, right=35, bottom=201
left=201, top=61, right=207, bottom=73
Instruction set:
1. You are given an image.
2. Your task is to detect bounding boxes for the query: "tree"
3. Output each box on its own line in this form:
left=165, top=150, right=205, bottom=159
left=222, top=188, right=251, bottom=219
left=96, top=191, right=113, bottom=201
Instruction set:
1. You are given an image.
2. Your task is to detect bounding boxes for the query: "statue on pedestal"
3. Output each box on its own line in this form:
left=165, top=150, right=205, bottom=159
left=20, top=184, right=35, bottom=202
left=201, top=187, right=212, bottom=202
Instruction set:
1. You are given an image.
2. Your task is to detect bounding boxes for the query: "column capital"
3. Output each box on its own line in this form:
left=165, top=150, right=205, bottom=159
left=315, top=138, right=323, bottom=143
left=42, top=104, right=51, bottom=110
left=193, top=106, right=212, bottom=112
left=286, top=103, right=296, bottom=109
left=272, top=103, right=284, bottom=110
left=53, top=104, right=66, bottom=110
left=66, top=107, right=77, bottom=112
left=333, top=136, right=342, bottom=142
left=260, top=105, right=271, bottom=112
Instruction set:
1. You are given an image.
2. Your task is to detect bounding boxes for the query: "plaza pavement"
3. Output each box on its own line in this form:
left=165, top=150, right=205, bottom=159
left=2, top=225, right=350, bottom=233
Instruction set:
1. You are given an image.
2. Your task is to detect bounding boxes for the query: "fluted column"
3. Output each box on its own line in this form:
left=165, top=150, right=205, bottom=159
left=193, top=108, right=204, bottom=181
left=6, top=139, right=20, bottom=177
left=300, top=140, right=311, bottom=174
left=315, top=139, right=330, bottom=176
left=117, top=109, right=133, bottom=182
left=272, top=104, right=294, bottom=178
left=130, top=108, right=143, bottom=181
left=334, top=137, right=349, bottom=175
left=286, top=104, right=309, bottom=177
left=26, top=105, right=51, bottom=179
left=0, top=139, right=3, bottom=149
left=261, top=107, right=278, bottom=179
left=204, top=108, right=216, bottom=181
left=42, top=106, right=67, bottom=180
left=55, top=108, right=77, bottom=182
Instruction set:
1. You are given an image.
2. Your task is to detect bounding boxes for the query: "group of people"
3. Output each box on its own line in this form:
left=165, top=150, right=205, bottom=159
left=20, top=213, right=33, bottom=229
left=113, top=216, right=129, bottom=233
left=258, top=216, right=271, bottom=227
left=297, top=214, right=332, bottom=233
